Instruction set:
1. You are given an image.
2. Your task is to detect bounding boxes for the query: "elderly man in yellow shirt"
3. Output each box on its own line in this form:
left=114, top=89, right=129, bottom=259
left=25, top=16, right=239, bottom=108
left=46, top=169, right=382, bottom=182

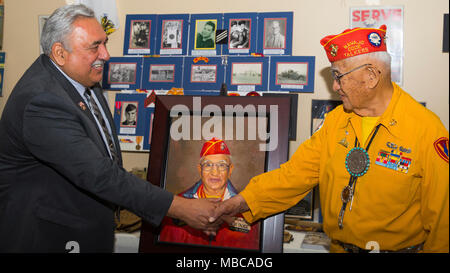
left=212, top=25, right=449, bottom=253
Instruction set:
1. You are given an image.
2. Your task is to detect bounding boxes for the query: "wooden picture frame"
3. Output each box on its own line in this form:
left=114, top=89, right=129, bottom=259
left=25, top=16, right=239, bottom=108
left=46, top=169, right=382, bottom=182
left=139, top=95, right=290, bottom=253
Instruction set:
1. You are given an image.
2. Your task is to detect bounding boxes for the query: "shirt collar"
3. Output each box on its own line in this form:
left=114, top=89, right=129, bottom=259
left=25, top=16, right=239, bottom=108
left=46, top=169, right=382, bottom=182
left=340, top=82, right=405, bottom=140
left=376, top=82, right=404, bottom=139
left=50, top=59, right=87, bottom=97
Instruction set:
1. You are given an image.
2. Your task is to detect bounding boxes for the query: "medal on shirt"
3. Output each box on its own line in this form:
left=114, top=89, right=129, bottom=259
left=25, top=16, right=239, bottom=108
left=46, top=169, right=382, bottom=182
left=338, top=124, right=381, bottom=230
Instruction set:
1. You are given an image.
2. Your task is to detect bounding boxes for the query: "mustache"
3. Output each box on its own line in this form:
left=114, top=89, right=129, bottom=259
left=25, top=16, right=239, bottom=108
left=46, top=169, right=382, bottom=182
left=91, top=60, right=105, bottom=67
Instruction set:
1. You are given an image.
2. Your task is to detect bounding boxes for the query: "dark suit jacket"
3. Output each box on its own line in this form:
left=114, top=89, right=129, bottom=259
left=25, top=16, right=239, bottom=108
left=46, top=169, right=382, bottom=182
left=0, top=55, right=173, bottom=252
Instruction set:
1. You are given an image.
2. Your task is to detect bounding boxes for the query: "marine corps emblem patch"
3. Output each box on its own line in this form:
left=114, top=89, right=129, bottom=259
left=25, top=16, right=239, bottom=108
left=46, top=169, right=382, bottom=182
left=329, top=44, right=338, bottom=57
left=434, top=137, right=449, bottom=163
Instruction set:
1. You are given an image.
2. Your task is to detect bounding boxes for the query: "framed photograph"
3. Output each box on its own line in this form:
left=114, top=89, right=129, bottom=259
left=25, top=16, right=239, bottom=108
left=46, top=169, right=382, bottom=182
left=141, top=56, right=183, bottom=91
left=120, top=101, right=139, bottom=128
left=102, top=57, right=143, bottom=90
left=182, top=57, right=224, bottom=93
left=190, top=64, right=217, bottom=83
left=113, top=93, right=152, bottom=152
left=155, top=14, right=189, bottom=55
left=223, top=13, right=258, bottom=55
left=38, top=15, right=49, bottom=54
left=443, top=13, right=449, bottom=53
left=123, top=14, right=157, bottom=55
left=0, top=2, right=3, bottom=51
left=269, top=56, right=315, bottom=93
left=257, top=12, right=293, bottom=55
left=310, top=99, right=342, bottom=135
left=189, top=13, right=223, bottom=56
left=139, top=95, right=291, bottom=253
left=0, top=52, right=4, bottom=97
left=232, top=63, right=262, bottom=85
left=225, top=56, right=269, bottom=92
left=150, top=64, right=175, bottom=82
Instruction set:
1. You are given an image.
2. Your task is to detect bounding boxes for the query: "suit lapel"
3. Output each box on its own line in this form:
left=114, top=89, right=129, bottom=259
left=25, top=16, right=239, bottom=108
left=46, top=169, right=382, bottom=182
left=40, top=55, right=98, bottom=124
left=40, top=55, right=112, bottom=159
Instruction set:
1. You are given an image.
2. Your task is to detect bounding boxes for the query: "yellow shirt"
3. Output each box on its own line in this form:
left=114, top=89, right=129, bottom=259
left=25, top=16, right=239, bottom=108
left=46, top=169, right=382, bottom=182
left=361, top=116, right=379, bottom=146
left=241, top=83, right=449, bottom=252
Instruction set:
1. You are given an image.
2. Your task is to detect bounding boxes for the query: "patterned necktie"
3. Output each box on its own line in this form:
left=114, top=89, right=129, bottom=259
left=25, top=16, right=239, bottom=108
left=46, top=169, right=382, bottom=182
left=84, top=88, right=119, bottom=162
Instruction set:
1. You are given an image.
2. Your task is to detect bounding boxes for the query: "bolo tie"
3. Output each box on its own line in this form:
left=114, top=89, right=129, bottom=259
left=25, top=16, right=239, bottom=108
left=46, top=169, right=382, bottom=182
left=338, top=124, right=381, bottom=229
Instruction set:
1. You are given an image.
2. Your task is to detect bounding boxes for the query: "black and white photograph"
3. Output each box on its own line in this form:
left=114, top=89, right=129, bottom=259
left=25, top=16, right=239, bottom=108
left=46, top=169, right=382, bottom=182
left=161, top=19, right=182, bottom=49
left=129, top=20, right=151, bottom=49
left=231, top=63, right=262, bottom=85
left=102, top=57, right=143, bottom=90
left=120, top=101, right=139, bottom=127
left=264, top=18, right=286, bottom=49
left=149, top=64, right=175, bottom=82
left=269, top=56, right=315, bottom=92
left=108, top=63, right=137, bottom=84
left=190, top=64, right=217, bottom=83
left=276, top=62, right=308, bottom=85
left=229, top=19, right=250, bottom=49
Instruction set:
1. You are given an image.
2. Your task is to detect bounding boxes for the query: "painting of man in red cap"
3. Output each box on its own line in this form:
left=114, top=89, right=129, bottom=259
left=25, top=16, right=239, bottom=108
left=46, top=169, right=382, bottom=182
left=158, top=137, right=260, bottom=250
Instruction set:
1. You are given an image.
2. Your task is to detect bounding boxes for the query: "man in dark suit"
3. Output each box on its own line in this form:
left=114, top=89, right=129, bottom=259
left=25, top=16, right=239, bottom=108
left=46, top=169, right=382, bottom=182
left=0, top=4, right=219, bottom=253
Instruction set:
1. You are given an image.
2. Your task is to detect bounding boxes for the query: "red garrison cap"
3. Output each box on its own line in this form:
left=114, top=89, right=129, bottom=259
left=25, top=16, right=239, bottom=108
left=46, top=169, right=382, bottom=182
left=200, top=137, right=230, bottom=157
left=320, top=25, right=387, bottom=62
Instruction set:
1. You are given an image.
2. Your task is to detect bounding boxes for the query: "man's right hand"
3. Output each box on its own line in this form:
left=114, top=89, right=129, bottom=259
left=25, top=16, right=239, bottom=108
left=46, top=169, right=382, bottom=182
left=167, top=195, right=222, bottom=235
left=210, top=194, right=250, bottom=224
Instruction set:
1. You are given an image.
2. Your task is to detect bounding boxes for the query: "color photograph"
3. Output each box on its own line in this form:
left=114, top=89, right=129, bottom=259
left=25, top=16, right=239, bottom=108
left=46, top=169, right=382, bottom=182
left=194, top=19, right=217, bottom=50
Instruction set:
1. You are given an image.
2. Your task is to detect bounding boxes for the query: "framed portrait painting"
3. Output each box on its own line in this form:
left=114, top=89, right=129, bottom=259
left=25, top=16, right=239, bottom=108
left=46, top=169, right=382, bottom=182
left=123, top=14, right=157, bottom=56
left=139, top=95, right=291, bottom=253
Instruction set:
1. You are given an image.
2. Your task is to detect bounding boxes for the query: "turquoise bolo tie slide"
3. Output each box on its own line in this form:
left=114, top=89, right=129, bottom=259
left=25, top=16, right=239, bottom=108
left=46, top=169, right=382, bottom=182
left=345, top=147, right=370, bottom=177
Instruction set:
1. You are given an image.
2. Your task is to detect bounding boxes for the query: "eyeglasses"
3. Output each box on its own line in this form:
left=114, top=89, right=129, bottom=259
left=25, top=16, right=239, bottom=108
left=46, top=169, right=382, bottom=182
left=201, top=161, right=230, bottom=172
left=331, top=63, right=372, bottom=85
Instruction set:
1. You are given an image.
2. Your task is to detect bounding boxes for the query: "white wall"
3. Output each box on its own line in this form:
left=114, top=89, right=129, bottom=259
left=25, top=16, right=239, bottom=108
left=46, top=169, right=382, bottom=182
left=2, top=0, right=448, bottom=170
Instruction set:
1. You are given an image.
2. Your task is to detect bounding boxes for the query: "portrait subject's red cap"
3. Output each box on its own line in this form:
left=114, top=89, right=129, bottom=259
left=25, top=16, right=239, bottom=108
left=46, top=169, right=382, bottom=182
left=320, top=25, right=387, bottom=62
left=200, top=138, right=230, bottom=157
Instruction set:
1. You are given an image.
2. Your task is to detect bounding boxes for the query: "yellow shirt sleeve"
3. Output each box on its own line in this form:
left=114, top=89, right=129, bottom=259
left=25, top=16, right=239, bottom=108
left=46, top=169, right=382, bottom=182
left=420, top=122, right=449, bottom=252
left=240, top=114, right=326, bottom=223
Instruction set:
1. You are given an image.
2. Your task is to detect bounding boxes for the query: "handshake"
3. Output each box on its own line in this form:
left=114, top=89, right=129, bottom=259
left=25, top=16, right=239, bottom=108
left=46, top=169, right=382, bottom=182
left=167, top=194, right=250, bottom=236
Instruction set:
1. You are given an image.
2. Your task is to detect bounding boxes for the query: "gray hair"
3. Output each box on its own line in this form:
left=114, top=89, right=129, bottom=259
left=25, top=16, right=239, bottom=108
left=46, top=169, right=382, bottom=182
left=346, top=51, right=392, bottom=77
left=40, top=4, right=96, bottom=56
left=349, top=51, right=392, bottom=67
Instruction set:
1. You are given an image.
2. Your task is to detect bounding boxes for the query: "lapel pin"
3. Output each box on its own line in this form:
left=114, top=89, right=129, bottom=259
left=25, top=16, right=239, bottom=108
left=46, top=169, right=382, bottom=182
left=78, top=101, right=87, bottom=111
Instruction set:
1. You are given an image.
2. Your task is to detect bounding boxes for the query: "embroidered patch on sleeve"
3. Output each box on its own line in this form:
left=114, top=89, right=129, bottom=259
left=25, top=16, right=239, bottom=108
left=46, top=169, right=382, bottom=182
left=434, top=137, right=449, bottom=163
